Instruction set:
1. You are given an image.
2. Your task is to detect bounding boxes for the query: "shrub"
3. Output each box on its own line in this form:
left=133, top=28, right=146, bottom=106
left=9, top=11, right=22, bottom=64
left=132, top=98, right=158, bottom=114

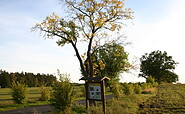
left=50, top=71, right=76, bottom=113
left=146, top=76, right=155, bottom=84
left=146, top=76, right=158, bottom=87
left=134, top=84, right=142, bottom=94
left=108, top=80, right=123, bottom=98
left=122, top=83, right=134, bottom=95
left=141, top=83, right=148, bottom=90
left=10, top=81, right=28, bottom=104
left=39, top=84, right=50, bottom=101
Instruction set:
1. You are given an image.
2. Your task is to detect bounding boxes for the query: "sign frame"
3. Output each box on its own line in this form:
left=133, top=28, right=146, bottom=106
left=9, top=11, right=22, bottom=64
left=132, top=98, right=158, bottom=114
left=80, top=77, right=110, bottom=114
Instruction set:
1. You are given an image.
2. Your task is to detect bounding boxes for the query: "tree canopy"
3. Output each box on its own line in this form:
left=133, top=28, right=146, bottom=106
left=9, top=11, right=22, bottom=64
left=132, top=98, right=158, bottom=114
left=92, top=42, right=131, bottom=80
left=139, top=50, right=178, bottom=83
left=32, top=0, right=133, bottom=77
left=0, top=70, right=57, bottom=88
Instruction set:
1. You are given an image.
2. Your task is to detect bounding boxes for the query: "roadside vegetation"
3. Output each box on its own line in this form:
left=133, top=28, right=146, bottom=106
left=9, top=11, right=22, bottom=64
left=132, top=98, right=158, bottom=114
left=1, top=78, right=185, bottom=113
left=0, top=79, right=158, bottom=113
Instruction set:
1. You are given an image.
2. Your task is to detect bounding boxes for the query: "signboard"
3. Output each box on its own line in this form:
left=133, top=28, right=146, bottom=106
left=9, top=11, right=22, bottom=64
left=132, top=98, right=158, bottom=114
left=88, top=83, right=102, bottom=100
left=79, top=76, right=110, bottom=114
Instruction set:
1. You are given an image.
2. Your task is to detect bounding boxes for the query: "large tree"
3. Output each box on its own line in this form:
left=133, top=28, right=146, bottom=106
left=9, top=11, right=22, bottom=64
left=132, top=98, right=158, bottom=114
left=139, top=50, right=178, bottom=83
left=32, top=0, right=133, bottom=77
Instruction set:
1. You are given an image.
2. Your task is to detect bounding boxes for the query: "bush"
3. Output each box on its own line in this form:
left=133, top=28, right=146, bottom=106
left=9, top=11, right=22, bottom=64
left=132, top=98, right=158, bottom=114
left=10, top=81, right=28, bottom=104
left=141, top=83, right=148, bottom=90
left=39, top=84, right=50, bottom=101
left=146, top=76, right=155, bottom=84
left=50, top=71, right=76, bottom=113
left=122, top=83, right=134, bottom=95
left=146, top=76, right=158, bottom=87
left=108, top=80, right=123, bottom=98
left=134, top=84, right=142, bottom=94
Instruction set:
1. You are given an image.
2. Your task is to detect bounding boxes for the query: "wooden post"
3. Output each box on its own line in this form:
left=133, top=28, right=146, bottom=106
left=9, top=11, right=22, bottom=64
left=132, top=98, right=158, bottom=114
left=101, top=80, right=106, bottom=114
left=85, top=81, right=89, bottom=113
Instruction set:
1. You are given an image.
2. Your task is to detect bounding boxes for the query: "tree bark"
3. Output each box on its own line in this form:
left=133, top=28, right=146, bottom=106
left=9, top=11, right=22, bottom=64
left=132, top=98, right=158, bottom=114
left=71, top=41, right=87, bottom=77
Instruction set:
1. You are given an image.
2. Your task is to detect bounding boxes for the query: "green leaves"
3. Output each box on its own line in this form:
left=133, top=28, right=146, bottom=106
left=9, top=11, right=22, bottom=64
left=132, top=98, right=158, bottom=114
left=140, top=50, right=178, bottom=83
left=92, top=43, right=130, bottom=79
left=10, top=81, right=28, bottom=104
left=50, top=71, right=75, bottom=112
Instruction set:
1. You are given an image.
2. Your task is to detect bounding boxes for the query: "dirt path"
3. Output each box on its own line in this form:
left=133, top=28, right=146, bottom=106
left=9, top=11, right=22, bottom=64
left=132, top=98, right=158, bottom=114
left=0, top=95, right=113, bottom=114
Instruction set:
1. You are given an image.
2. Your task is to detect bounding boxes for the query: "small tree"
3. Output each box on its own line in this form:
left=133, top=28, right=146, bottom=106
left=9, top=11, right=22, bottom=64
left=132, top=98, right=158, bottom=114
left=122, top=83, right=134, bottom=95
left=50, top=71, right=75, bottom=113
left=134, top=84, right=141, bottom=94
left=39, top=84, right=50, bottom=101
left=10, top=81, right=28, bottom=104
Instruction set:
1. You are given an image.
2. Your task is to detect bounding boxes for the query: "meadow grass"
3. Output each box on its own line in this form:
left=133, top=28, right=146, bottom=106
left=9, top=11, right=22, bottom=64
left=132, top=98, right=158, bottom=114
left=139, top=84, right=185, bottom=113
left=0, top=87, right=50, bottom=111
left=0, top=85, right=86, bottom=112
left=0, top=84, right=160, bottom=113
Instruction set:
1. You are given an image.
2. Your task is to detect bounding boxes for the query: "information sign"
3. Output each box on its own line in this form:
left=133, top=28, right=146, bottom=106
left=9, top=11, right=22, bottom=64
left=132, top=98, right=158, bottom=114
left=88, top=84, right=101, bottom=100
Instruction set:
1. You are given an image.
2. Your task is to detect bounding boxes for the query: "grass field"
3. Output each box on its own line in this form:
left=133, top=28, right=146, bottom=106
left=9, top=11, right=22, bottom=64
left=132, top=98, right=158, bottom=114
left=0, top=87, right=51, bottom=111
left=0, top=87, right=45, bottom=105
left=1, top=83, right=185, bottom=113
left=139, top=84, right=185, bottom=113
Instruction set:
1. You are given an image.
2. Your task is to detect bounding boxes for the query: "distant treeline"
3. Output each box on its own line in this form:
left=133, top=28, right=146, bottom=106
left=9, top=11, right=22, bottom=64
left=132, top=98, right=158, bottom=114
left=0, top=70, right=57, bottom=88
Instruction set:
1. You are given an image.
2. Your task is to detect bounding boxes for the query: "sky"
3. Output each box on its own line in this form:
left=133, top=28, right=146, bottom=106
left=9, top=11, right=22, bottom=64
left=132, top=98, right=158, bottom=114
left=0, top=0, right=185, bottom=83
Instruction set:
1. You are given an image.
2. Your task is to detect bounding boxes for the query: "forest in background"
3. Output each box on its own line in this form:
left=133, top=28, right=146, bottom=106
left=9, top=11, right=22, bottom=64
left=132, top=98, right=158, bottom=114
left=0, top=70, right=57, bottom=88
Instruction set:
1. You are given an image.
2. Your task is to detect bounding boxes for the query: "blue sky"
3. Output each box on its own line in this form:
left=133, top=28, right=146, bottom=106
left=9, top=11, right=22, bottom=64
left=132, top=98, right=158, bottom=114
left=0, top=0, right=185, bottom=83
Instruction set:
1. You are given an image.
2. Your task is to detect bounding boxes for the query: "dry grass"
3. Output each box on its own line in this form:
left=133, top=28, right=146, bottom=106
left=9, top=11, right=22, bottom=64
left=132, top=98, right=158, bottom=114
left=142, top=87, right=157, bottom=94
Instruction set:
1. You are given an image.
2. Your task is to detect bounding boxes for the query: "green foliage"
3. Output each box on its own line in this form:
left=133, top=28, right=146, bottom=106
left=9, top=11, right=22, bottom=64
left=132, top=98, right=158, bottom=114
left=92, top=43, right=131, bottom=79
left=122, top=83, right=134, bottom=95
left=134, top=84, right=142, bottom=94
left=0, top=70, right=57, bottom=88
left=146, top=76, right=155, bottom=84
left=0, top=70, right=11, bottom=88
left=140, top=50, right=178, bottom=83
left=146, top=76, right=158, bottom=87
left=39, top=84, right=50, bottom=101
left=10, top=81, right=28, bottom=104
left=141, top=83, right=148, bottom=90
left=50, top=71, right=76, bottom=112
left=108, top=80, right=123, bottom=98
